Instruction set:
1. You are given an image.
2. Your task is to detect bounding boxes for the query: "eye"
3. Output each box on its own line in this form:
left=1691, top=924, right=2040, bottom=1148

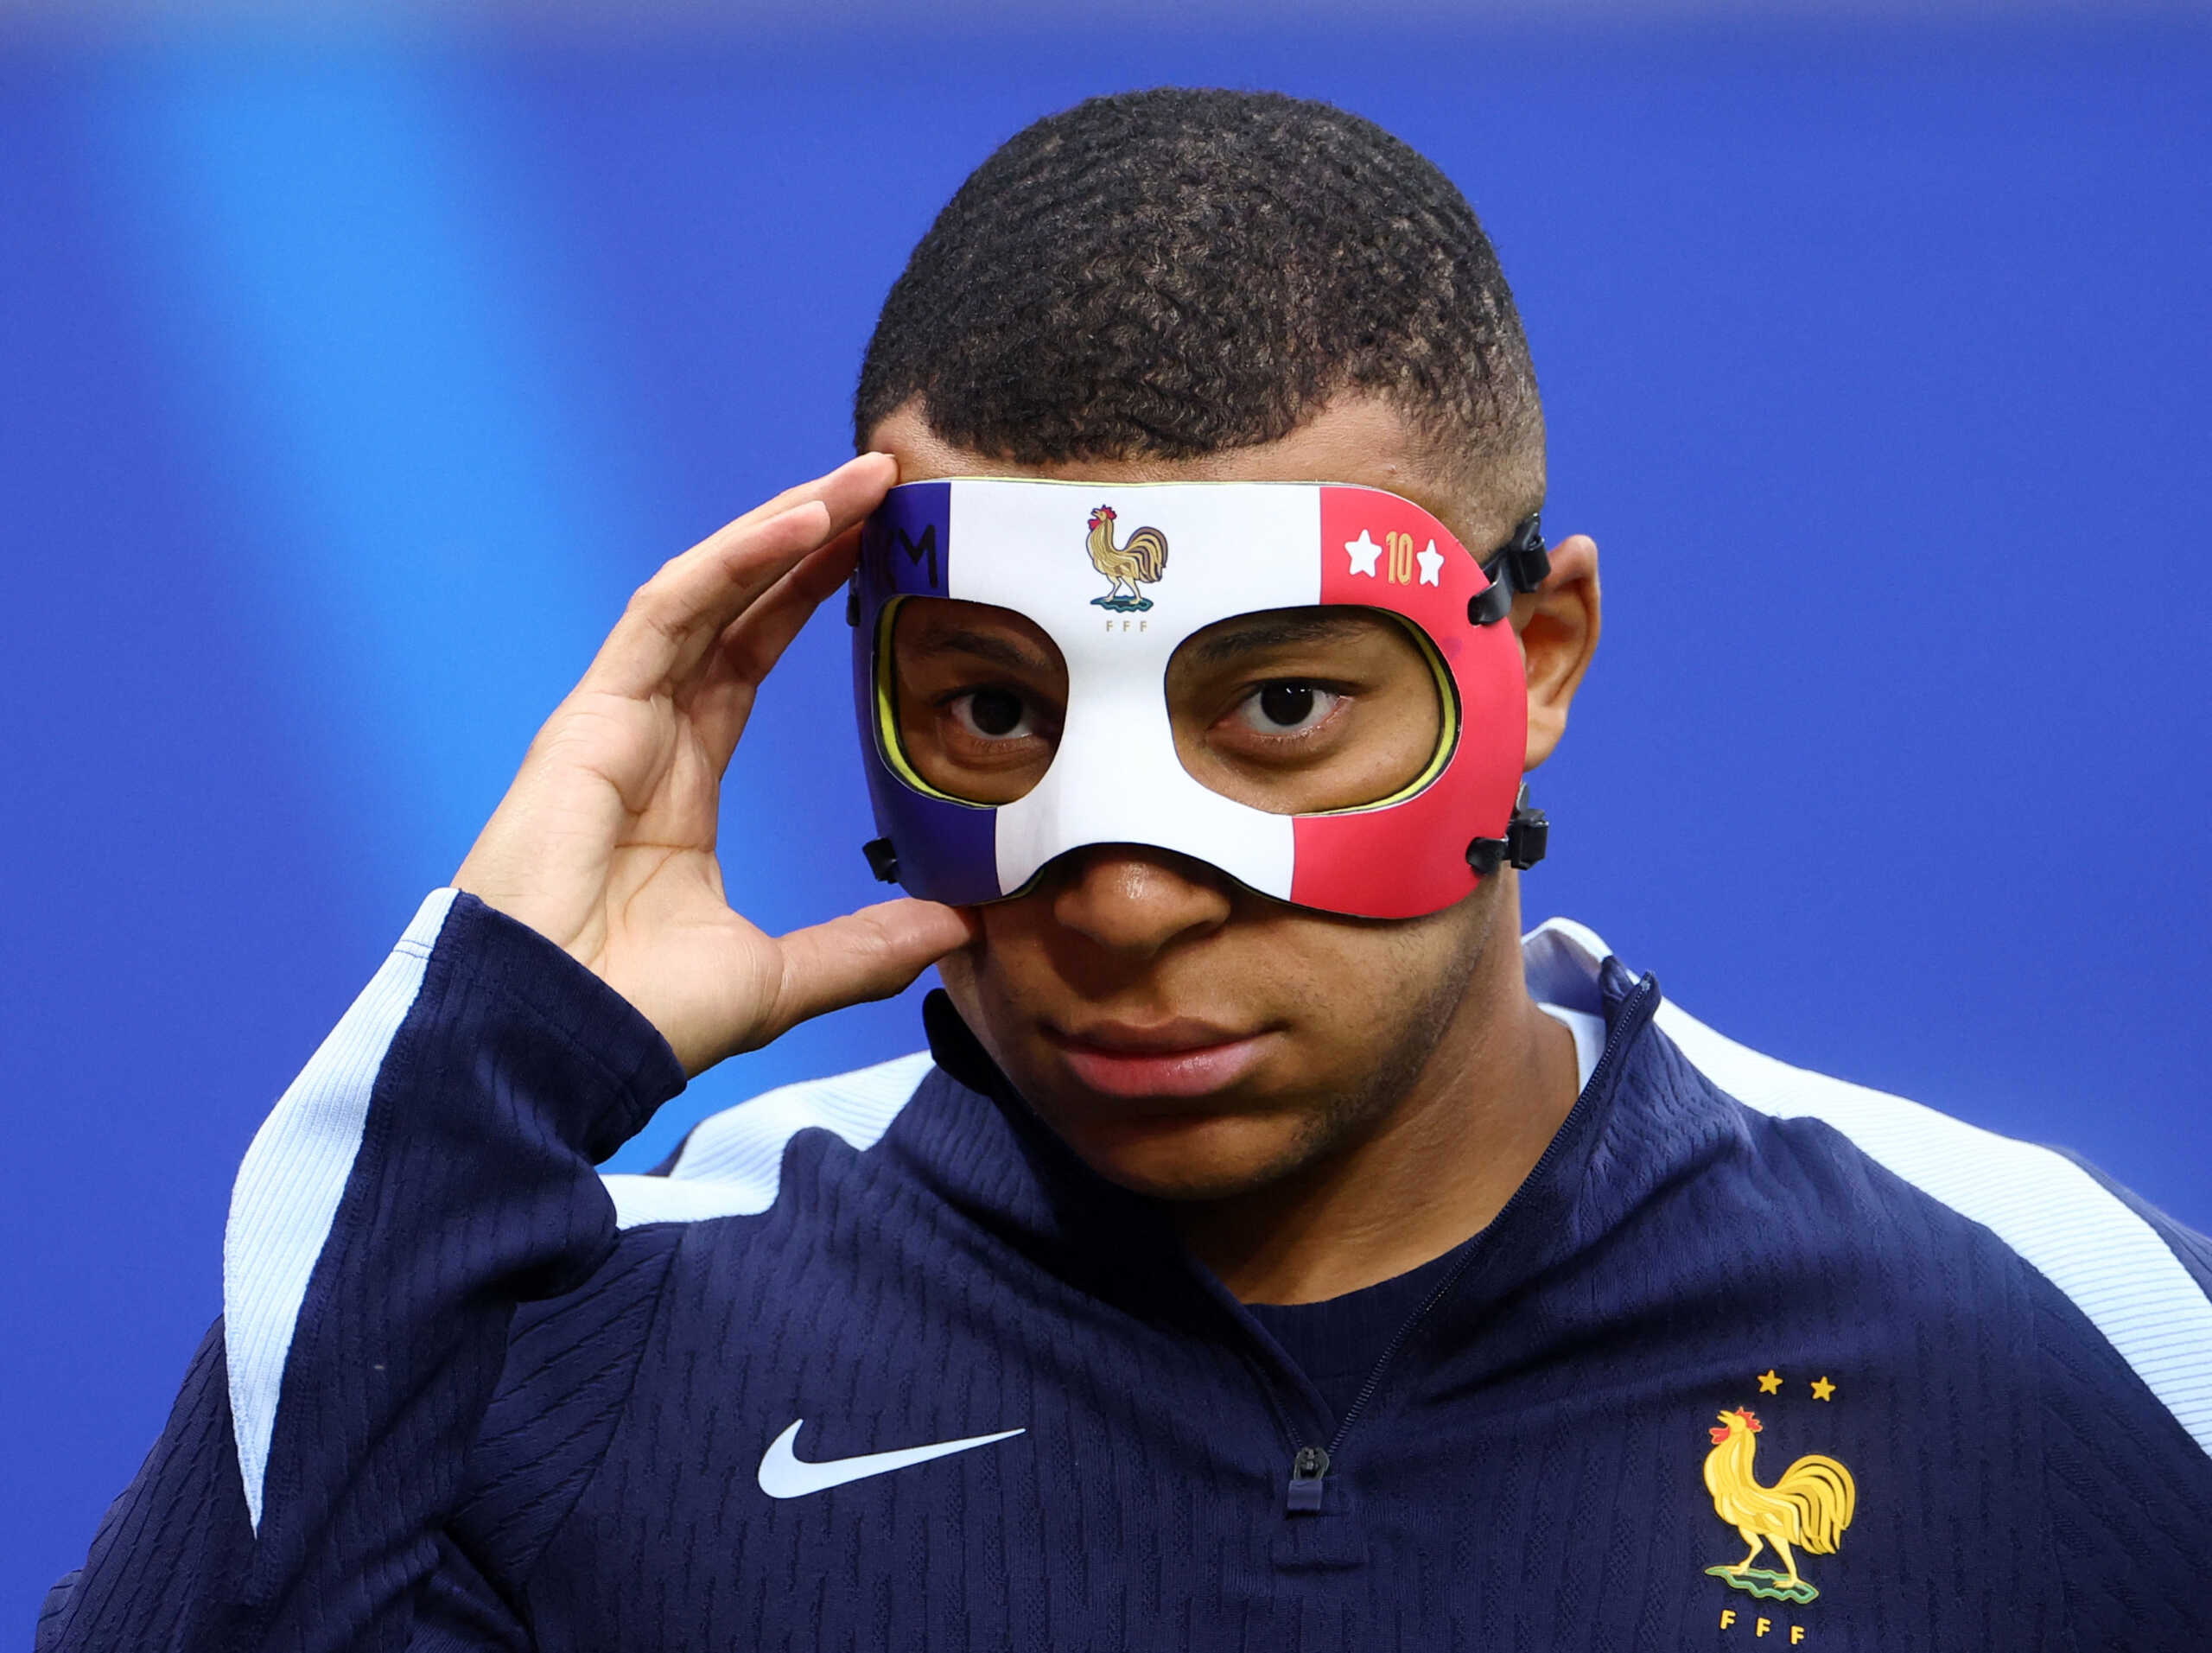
left=949, top=687, right=1039, bottom=741
left=1234, top=682, right=1341, bottom=735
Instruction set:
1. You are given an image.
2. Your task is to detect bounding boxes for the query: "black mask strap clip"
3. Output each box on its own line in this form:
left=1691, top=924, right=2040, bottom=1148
left=1467, top=512, right=1550, bottom=626
left=1465, top=787, right=1550, bottom=878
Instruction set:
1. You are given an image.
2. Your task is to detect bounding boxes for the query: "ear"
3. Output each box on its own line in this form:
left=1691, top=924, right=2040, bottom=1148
left=1513, top=533, right=1599, bottom=771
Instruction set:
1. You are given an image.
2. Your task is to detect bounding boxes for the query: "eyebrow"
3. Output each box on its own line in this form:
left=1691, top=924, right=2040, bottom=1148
left=906, top=626, right=1058, bottom=677
left=1187, top=612, right=1379, bottom=665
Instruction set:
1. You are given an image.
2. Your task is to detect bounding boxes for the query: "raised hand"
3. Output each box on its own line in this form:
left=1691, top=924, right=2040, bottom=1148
left=453, top=453, right=976, bottom=1076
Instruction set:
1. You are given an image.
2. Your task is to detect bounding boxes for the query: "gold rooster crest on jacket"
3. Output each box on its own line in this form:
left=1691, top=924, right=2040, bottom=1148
left=1084, top=505, right=1168, bottom=613
left=1701, top=1407, right=1856, bottom=1605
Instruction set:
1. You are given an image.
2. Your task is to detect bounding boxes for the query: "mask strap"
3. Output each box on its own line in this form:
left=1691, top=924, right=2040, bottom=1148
left=1465, top=518, right=1554, bottom=871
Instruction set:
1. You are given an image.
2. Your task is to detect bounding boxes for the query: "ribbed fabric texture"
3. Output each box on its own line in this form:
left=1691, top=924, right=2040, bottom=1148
left=41, top=904, right=2212, bottom=1650
left=1637, top=941, right=2212, bottom=1458
left=1245, top=1247, right=1466, bottom=1423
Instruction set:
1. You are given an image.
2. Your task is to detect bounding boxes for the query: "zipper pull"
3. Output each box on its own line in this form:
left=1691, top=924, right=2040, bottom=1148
left=1286, top=1445, right=1331, bottom=1513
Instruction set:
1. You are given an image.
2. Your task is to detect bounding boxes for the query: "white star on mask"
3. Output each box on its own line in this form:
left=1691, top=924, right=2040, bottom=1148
left=1416, top=540, right=1444, bottom=586
left=1344, top=530, right=1383, bottom=577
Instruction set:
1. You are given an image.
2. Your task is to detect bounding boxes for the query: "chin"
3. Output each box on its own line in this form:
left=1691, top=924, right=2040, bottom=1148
left=1045, top=1105, right=1314, bottom=1202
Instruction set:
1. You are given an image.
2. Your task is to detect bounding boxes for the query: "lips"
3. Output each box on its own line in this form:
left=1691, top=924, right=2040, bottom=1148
left=1044, top=1019, right=1274, bottom=1099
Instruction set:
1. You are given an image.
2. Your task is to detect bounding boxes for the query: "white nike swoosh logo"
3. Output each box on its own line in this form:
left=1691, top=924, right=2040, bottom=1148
left=755, top=1418, right=1026, bottom=1499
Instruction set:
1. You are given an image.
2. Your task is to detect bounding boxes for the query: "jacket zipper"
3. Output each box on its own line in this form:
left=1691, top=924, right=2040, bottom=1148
left=1283, top=971, right=1662, bottom=1514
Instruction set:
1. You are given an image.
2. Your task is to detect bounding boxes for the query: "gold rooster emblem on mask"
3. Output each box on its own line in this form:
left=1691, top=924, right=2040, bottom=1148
left=1701, top=1407, right=1856, bottom=1605
left=1084, top=505, right=1169, bottom=613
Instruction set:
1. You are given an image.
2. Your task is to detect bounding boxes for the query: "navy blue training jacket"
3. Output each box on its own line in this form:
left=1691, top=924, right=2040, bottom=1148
left=39, top=890, right=2212, bottom=1650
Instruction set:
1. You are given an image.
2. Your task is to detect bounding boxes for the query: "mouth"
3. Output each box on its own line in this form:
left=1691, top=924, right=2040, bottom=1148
left=1043, top=1019, right=1275, bottom=1100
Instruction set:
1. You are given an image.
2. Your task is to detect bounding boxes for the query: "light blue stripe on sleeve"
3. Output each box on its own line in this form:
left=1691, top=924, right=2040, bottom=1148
left=222, top=887, right=458, bottom=1533
left=603, top=1052, right=937, bottom=1230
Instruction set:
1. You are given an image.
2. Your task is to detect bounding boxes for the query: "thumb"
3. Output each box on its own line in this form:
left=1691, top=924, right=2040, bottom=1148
left=754, top=899, right=981, bottom=1050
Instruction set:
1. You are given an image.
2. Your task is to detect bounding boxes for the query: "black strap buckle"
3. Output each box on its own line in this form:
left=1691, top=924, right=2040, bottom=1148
left=1467, top=512, right=1549, bottom=626
left=1465, top=791, right=1550, bottom=877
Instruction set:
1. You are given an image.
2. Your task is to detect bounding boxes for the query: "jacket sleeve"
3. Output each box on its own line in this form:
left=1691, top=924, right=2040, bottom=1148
left=37, top=890, right=686, bottom=1653
left=2031, top=1173, right=2212, bottom=1649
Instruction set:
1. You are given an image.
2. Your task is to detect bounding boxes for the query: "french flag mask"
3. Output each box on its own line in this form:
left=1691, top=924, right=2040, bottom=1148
left=849, top=478, right=1550, bottom=921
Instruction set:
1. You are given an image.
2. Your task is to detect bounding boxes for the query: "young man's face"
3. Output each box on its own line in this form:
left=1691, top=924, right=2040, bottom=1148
left=866, top=396, right=1592, bottom=1202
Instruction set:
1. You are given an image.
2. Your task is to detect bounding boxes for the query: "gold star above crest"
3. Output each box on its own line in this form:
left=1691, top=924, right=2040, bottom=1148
left=1810, top=1376, right=1837, bottom=1402
left=1756, top=1370, right=1783, bottom=1395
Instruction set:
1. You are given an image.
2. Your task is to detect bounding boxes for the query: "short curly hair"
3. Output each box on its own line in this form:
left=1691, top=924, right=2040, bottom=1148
left=854, top=88, right=1543, bottom=516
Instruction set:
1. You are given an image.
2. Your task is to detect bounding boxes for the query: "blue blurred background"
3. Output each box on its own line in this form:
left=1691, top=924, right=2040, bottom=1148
left=3, top=0, right=2207, bottom=1627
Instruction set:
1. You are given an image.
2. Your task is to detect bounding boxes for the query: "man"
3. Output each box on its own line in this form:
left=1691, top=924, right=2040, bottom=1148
left=42, top=90, right=2212, bottom=1651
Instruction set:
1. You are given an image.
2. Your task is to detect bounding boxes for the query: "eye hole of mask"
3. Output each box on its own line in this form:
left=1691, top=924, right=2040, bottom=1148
left=1163, top=607, right=1452, bottom=816
left=885, top=598, right=1069, bottom=806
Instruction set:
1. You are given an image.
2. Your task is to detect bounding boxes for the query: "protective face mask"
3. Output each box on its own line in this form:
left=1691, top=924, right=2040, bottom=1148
left=850, top=477, right=1548, bottom=920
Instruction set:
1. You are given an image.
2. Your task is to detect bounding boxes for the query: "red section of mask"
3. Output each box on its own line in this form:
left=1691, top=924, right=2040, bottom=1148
left=1287, top=487, right=1527, bottom=919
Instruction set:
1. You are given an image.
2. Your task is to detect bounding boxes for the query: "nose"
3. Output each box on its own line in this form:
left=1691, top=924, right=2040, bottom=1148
left=1046, top=844, right=1235, bottom=958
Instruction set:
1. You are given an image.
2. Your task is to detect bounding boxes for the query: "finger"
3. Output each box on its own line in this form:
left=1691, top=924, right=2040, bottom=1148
left=710, top=450, right=897, bottom=550
left=581, top=452, right=897, bottom=703
left=687, top=528, right=863, bottom=763
left=584, top=499, right=833, bottom=702
left=722, top=525, right=864, bottom=686
left=653, top=451, right=892, bottom=607
left=752, top=899, right=980, bottom=1049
